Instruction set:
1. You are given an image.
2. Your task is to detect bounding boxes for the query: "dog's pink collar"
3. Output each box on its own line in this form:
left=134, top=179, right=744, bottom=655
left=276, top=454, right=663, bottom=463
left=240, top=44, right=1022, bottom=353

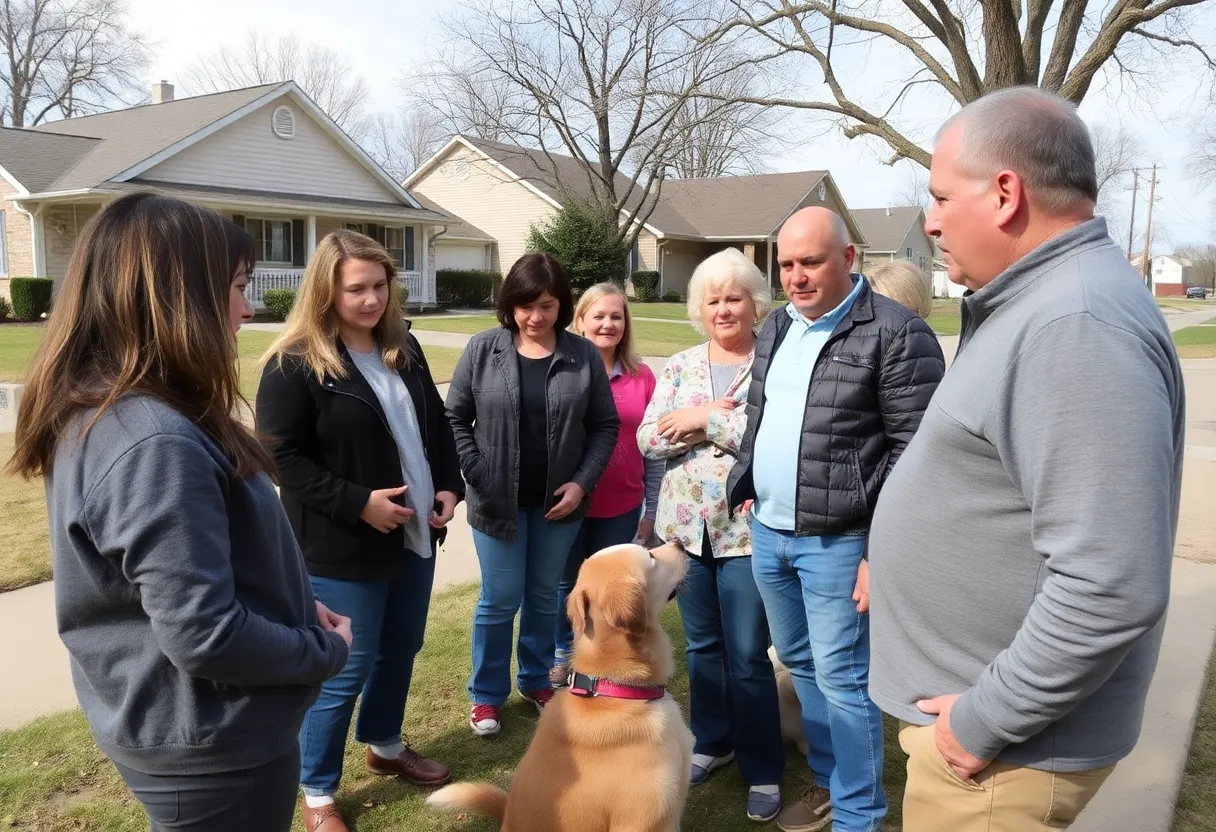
left=568, top=671, right=666, bottom=701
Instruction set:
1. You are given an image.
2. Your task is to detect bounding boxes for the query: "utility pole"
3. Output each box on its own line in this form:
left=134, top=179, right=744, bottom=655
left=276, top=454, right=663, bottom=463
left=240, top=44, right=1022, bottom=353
left=1126, top=169, right=1139, bottom=261
left=1141, top=164, right=1159, bottom=292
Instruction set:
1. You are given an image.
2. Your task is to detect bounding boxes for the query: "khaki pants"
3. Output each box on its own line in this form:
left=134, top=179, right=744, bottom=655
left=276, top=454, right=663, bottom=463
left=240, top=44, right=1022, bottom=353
left=898, top=723, right=1115, bottom=831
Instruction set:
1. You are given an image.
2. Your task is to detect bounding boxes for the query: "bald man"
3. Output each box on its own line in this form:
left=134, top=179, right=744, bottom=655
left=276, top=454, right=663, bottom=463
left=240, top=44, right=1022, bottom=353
left=728, top=207, right=944, bottom=831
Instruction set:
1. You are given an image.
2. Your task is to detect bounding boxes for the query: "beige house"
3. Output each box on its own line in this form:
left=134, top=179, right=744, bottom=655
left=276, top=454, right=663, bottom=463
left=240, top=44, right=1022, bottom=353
left=405, top=137, right=868, bottom=298
left=0, top=81, right=451, bottom=307
left=852, top=206, right=934, bottom=277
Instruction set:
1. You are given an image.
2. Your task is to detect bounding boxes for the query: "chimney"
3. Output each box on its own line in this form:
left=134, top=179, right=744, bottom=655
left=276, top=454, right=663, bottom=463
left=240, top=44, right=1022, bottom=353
left=151, top=80, right=174, bottom=104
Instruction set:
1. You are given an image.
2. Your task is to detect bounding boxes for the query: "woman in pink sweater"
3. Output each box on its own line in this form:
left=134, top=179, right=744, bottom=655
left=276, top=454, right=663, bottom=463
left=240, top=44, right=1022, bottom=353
left=551, top=282, right=664, bottom=685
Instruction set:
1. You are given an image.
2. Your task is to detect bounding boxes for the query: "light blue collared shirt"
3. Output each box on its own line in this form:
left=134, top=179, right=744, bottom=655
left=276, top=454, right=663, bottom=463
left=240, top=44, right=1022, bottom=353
left=751, top=276, right=865, bottom=530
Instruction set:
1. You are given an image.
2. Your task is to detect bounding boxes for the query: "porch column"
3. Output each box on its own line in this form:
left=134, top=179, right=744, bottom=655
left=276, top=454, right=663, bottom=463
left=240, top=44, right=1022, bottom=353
left=306, top=215, right=317, bottom=257
left=766, top=239, right=774, bottom=287
left=32, top=208, right=46, bottom=278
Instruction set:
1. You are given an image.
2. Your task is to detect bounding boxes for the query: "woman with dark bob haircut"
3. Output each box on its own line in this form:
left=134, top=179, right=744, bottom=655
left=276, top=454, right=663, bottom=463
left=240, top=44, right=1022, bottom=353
left=8, top=193, right=350, bottom=831
left=445, top=252, right=619, bottom=737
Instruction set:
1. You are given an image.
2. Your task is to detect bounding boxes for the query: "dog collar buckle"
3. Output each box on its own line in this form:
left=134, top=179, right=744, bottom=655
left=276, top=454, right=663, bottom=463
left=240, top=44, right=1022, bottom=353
left=569, top=671, right=665, bottom=701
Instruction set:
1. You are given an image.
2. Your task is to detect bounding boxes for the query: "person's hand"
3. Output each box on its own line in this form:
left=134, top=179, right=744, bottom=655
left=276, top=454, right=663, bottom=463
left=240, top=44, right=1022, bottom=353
left=635, top=517, right=655, bottom=545
left=429, top=490, right=459, bottom=529
left=658, top=399, right=733, bottom=443
left=546, top=482, right=586, bottom=520
left=735, top=499, right=754, bottom=516
left=916, top=694, right=989, bottom=781
left=361, top=486, right=415, bottom=533
left=316, top=602, right=353, bottom=649
left=853, top=559, right=870, bottom=613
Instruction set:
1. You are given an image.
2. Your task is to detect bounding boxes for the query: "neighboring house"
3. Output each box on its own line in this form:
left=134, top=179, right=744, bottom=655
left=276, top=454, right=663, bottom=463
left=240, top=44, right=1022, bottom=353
left=0, top=81, right=451, bottom=307
left=1150, top=254, right=1193, bottom=296
left=852, top=206, right=933, bottom=276
left=405, top=136, right=867, bottom=298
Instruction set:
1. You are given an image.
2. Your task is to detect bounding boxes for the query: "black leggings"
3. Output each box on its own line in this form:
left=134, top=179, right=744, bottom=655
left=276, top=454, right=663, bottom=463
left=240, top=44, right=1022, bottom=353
left=113, top=745, right=300, bottom=832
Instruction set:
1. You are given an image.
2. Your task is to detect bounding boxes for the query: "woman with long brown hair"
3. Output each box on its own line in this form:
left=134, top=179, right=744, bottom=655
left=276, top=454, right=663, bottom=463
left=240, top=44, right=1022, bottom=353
left=257, top=230, right=462, bottom=832
left=7, top=192, right=352, bottom=831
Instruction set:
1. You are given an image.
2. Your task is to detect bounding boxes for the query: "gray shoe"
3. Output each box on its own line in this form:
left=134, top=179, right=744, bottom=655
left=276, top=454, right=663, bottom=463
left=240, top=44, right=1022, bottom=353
left=690, top=752, right=735, bottom=785
left=747, top=787, right=782, bottom=822
left=776, top=785, right=833, bottom=832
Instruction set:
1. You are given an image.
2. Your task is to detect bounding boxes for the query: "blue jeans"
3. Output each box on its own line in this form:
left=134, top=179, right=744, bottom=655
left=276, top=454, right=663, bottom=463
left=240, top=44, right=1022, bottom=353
left=554, top=505, right=643, bottom=660
left=298, top=552, right=435, bottom=797
left=470, top=508, right=583, bottom=704
left=678, top=552, right=785, bottom=787
left=750, top=518, right=886, bottom=832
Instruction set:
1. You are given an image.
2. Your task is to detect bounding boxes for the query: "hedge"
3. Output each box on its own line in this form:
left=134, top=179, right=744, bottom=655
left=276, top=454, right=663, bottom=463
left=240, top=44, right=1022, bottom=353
left=632, top=271, right=660, bottom=302
left=262, top=289, right=297, bottom=322
left=9, top=277, right=53, bottom=321
left=0, top=295, right=10, bottom=322
left=662, top=290, right=681, bottom=303
left=437, top=269, right=502, bottom=308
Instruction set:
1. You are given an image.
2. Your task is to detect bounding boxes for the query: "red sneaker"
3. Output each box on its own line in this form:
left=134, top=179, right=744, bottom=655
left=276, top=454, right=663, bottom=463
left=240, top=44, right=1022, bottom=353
left=469, top=704, right=501, bottom=737
left=521, top=687, right=555, bottom=713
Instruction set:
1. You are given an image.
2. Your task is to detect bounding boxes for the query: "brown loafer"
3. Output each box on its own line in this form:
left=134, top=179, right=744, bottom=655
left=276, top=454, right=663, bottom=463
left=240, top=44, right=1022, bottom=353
left=300, top=799, right=349, bottom=832
left=366, top=745, right=451, bottom=786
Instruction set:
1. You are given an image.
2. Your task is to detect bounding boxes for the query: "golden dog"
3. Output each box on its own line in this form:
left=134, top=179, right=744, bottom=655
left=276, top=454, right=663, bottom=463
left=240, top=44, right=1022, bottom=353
left=427, top=542, right=693, bottom=831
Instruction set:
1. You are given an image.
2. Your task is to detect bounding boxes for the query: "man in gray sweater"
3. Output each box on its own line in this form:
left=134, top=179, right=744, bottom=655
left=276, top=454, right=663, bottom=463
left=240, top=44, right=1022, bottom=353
left=869, top=87, right=1185, bottom=831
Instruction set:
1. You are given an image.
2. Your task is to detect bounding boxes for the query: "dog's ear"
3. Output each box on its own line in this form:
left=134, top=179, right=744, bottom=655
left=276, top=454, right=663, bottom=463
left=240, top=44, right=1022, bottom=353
left=600, top=577, right=648, bottom=638
left=568, top=587, right=592, bottom=638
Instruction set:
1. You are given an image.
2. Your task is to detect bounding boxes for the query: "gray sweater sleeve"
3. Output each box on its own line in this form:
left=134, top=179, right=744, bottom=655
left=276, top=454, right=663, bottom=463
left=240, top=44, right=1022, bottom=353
left=949, top=314, right=1175, bottom=760
left=83, top=433, right=350, bottom=687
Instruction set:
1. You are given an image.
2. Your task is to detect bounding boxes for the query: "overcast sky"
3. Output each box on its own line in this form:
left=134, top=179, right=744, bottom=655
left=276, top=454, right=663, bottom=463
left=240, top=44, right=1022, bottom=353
left=128, top=0, right=1215, bottom=253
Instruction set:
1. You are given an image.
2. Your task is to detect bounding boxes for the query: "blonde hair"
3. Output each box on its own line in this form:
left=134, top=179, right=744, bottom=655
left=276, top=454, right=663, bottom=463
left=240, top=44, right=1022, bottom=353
left=573, top=282, right=642, bottom=375
left=868, top=259, right=933, bottom=318
left=262, top=230, right=410, bottom=380
left=686, top=247, right=772, bottom=336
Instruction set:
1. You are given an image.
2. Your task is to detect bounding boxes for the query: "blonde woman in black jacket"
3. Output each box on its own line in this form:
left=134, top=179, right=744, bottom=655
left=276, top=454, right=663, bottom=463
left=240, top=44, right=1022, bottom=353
left=257, top=230, right=463, bottom=832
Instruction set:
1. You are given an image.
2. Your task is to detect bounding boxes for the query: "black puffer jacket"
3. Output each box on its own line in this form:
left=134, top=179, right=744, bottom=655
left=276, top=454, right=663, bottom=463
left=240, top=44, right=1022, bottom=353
left=727, top=280, right=945, bottom=536
left=444, top=327, right=620, bottom=540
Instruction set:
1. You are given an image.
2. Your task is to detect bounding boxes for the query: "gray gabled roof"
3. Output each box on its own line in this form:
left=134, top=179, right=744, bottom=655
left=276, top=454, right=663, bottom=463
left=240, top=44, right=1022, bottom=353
left=0, top=128, right=99, bottom=193
left=852, top=206, right=926, bottom=253
left=657, top=171, right=830, bottom=238
left=24, top=84, right=283, bottom=192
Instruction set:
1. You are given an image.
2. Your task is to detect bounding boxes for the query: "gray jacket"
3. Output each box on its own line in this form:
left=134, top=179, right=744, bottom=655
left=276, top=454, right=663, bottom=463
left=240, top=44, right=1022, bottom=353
left=46, top=396, right=349, bottom=776
left=869, top=218, right=1185, bottom=771
left=445, top=327, right=620, bottom=539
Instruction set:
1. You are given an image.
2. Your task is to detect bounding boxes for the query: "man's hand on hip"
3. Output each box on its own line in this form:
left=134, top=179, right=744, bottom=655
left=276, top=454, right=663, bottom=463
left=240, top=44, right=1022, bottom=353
left=916, top=694, right=990, bottom=781
left=853, top=559, right=870, bottom=613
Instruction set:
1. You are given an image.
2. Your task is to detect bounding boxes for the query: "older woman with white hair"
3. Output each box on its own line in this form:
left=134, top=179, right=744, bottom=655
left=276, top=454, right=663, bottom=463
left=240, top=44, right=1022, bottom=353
left=638, top=247, right=786, bottom=824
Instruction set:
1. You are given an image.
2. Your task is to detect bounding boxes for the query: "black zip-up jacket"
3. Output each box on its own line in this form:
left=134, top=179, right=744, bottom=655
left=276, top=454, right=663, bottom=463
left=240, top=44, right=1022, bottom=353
left=256, top=331, right=463, bottom=581
left=727, top=280, right=945, bottom=536
left=444, top=327, right=620, bottom=540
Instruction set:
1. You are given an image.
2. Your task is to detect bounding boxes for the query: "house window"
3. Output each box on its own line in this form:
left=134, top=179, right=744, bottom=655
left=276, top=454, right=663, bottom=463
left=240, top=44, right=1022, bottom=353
left=246, top=218, right=293, bottom=264
left=344, top=223, right=415, bottom=270
left=0, top=211, right=7, bottom=276
left=905, top=247, right=913, bottom=258
left=630, top=238, right=640, bottom=274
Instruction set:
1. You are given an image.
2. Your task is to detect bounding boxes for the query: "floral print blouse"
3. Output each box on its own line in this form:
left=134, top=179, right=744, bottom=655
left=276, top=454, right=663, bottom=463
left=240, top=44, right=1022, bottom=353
left=637, top=341, right=754, bottom=559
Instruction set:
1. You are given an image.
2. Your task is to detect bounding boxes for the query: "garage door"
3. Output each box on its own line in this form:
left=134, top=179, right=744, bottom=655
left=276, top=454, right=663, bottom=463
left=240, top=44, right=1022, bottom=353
left=437, top=243, right=488, bottom=271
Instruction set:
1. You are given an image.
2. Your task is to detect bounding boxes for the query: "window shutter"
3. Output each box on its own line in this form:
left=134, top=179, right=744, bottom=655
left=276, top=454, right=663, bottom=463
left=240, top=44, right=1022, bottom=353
left=405, top=226, right=416, bottom=271
left=232, top=214, right=246, bottom=230
left=292, top=219, right=306, bottom=266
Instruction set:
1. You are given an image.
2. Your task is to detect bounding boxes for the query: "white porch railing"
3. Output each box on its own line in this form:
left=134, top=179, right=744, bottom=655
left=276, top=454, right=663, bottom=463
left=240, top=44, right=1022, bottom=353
left=247, top=267, right=435, bottom=307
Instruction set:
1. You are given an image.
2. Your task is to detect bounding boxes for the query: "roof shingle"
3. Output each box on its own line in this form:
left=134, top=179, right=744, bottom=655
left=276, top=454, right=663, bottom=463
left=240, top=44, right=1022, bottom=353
left=851, top=206, right=925, bottom=253
left=0, top=128, right=99, bottom=192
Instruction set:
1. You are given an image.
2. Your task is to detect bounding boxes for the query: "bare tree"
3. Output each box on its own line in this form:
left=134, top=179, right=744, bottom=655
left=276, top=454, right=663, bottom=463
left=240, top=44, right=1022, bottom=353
left=1175, top=242, right=1216, bottom=289
left=0, top=0, right=149, bottom=127
left=417, top=0, right=747, bottom=247
left=184, top=31, right=371, bottom=138
left=401, top=64, right=531, bottom=144
left=1187, top=117, right=1216, bottom=183
left=704, top=0, right=1216, bottom=170
left=655, top=49, right=786, bottom=178
left=893, top=164, right=931, bottom=212
left=364, top=108, right=449, bottom=181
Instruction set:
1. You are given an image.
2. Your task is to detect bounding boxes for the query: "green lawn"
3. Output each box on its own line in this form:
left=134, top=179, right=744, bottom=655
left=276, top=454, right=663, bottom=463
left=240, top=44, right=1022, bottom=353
left=1175, top=654, right=1216, bottom=830
left=0, top=583, right=910, bottom=831
left=0, top=327, right=463, bottom=593
left=1157, top=298, right=1216, bottom=312
left=1174, top=320, right=1216, bottom=359
left=411, top=315, right=705, bottom=358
